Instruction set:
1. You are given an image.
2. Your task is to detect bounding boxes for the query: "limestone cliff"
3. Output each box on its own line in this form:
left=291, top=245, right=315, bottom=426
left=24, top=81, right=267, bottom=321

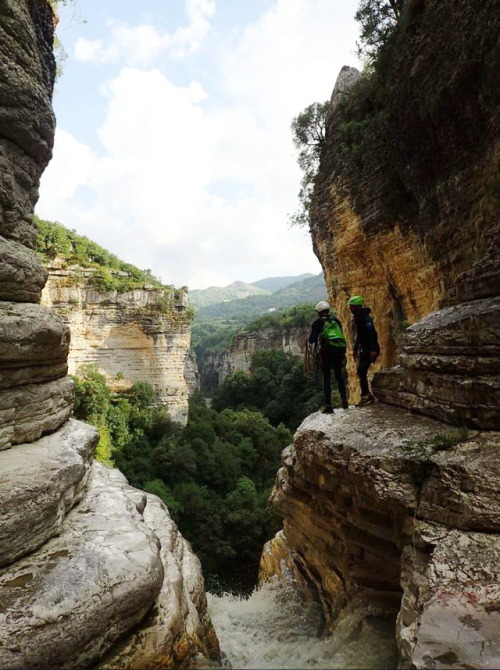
left=42, top=261, right=196, bottom=425
left=0, top=3, right=218, bottom=668
left=310, top=0, right=499, bottom=406
left=200, top=325, right=307, bottom=393
left=262, top=1, right=500, bottom=668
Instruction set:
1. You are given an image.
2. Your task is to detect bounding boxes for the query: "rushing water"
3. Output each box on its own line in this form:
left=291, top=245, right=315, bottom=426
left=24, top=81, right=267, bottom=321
left=207, top=580, right=398, bottom=670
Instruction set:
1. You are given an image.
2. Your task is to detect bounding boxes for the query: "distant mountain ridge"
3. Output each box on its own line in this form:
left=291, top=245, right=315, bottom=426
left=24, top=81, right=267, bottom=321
left=194, top=273, right=327, bottom=322
left=190, top=273, right=320, bottom=309
left=251, top=273, right=315, bottom=292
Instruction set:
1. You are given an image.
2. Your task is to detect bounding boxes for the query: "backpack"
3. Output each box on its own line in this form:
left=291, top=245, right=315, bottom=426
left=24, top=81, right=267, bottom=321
left=320, top=317, right=346, bottom=349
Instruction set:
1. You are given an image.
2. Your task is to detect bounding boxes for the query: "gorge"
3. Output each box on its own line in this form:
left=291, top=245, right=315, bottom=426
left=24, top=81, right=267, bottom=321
left=0, top=0, right=499, bottom=669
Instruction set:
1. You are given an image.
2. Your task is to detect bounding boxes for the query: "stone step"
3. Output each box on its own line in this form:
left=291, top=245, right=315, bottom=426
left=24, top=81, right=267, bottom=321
left=0, top=419, right=97, bottom=567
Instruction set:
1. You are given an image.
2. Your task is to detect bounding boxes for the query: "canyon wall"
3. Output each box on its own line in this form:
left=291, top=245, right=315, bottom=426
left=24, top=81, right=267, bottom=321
left=0, top=3, right=218, bottom=668
left=42, top=262, right=196, bottom=425
left=310, top=0, right=499, bottom=404
left=199, top=326, right=307, bottom=393
left=263, top=1, right=500, bottom=668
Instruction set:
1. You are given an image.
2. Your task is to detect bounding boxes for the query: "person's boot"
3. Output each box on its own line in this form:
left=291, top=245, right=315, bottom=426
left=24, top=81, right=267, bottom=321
left=355, top=394, right=375, bottom=407
left=341, top=396, right=349, bottom=409
left=321, top=405, right=334, bottom=414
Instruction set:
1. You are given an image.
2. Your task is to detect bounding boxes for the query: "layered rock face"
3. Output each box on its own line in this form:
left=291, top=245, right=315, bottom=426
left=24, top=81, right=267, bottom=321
left=262, top=409, right=499, bottom=668
left=199, top=326, right=307, bottom=393
left=0, top=3, right=219, bottom=668
left=311, top=0, right=499, bottom=407
left=262, top=2, right=499, bottom=668
left=42, top=262, right=196, bottom=424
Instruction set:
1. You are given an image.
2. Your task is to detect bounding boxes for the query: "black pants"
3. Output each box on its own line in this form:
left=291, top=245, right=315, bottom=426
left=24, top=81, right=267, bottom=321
left=357, top=351, right=373, bottom=396
left=320, top=348, right=347, bottom=406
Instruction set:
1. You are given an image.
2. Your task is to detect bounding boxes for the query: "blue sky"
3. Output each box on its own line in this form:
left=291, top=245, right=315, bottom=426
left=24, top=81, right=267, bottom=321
left=37, top=0, right=361, bottom=289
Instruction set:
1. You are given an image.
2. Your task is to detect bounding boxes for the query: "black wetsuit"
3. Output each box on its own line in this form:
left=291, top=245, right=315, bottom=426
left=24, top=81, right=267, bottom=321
left=309, top=315, right=347, bottom=407
left=351, top=307, right=380, bottom=396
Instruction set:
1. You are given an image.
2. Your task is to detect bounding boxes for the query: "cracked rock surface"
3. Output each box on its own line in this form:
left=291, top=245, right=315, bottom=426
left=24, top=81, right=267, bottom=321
left=263, top=406, right=500, bottom=667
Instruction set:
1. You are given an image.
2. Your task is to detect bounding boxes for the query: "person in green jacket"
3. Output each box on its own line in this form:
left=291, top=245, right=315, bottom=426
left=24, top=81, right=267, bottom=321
left=308, top=300, right=349, bottom=413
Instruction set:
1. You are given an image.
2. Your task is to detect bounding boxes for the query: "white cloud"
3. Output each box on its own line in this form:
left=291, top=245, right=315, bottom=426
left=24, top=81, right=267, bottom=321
left=39, top=0, right=361, bottom=288
left=74, top=0, right=215, bottom=66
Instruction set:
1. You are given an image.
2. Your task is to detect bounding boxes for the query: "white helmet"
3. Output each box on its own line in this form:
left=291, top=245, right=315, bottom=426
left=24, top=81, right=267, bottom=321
left=315, top=300, right=330, bottom=312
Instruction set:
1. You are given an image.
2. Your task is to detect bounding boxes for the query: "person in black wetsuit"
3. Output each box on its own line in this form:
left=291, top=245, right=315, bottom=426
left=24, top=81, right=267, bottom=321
left=308, top=301, right=349, bottom=414
left=348, top=295, right=380, bottom=407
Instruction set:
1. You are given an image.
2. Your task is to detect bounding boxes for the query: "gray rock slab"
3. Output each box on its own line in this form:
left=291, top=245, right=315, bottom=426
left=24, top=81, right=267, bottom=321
left=0, top=236, right=47, bottom=302
left=0, top=418, right=98, bottom=567
left=0, top=376, right=74, bottom=449
left=101, top=493, right=220, bottom=668
left=402, top=296, right=500, bottom=356
left=0, top=463, right=164, bottom=670
left=0, top=302, right=70, bottom=389
left=293, top=405, right=499, bottom=533
left=398, top=523, right=500, bottom=669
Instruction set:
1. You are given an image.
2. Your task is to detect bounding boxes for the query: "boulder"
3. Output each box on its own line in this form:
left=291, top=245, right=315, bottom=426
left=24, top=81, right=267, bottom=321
left=0, top=418, right=98, bottom=567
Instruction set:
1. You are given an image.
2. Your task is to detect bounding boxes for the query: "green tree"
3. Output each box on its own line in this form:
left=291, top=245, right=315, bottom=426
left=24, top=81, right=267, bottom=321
left=355, top=0, right=406, bottom=63
left=290, top=101, right=330, bottom=227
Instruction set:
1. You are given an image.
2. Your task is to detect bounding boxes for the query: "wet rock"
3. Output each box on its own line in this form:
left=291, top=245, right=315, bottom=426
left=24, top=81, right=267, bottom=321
left=265, top=406, right=499, bottom=654
left=101, top=493, right=221, bottom=669
left=0, top=463, right=163, bottom=669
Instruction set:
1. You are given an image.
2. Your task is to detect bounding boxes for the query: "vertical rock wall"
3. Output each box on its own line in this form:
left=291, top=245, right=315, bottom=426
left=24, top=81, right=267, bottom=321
left=199, top=325, right=308, bottom=393
left=42, top=263, right=196, bottom=424
left=311, top=0, right=499, bottom=404
left=263, top=2, right=500, bottom=668
left=0, top=3, right=219, bottom=667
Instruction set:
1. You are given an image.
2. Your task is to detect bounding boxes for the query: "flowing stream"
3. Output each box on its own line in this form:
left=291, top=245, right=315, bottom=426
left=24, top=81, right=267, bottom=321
left=207, top=580, right=399, bottom=669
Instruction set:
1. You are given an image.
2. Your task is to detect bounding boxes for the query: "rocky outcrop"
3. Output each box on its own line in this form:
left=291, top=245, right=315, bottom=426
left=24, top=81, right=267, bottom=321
left=41, top=262, right=196, bottom=425
left=262, top=408, right=500, bottom=668
left=199, top=326, right=307, bottom=392
left=264, top=2, right=500, bottom=668
left=311, top=0, right=499, bottom=404
left=0, top=2, right=219, bottom=668
left=373, top=274, right=500, bottom=430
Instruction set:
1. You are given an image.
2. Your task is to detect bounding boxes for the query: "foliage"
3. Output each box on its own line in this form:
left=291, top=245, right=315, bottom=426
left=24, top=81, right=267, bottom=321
left=289, top=101, right=330, bottom=227
left=73, top=368, right=289, bottom=593
left=399, top=427, right=470, bottom=460
left=355, top=0, right=406, bottom=64
left=213, top=349, right=325, bottom=431
left=35, top=217, right=168, bottom=293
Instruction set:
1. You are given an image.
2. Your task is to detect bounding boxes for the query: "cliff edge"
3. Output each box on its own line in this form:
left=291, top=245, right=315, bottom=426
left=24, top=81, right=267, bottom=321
left=262, top=1, right=500, bottom=667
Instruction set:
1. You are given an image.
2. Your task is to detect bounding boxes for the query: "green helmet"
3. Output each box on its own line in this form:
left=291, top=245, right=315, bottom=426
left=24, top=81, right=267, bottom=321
left=348, top=295, right=364, bottom=306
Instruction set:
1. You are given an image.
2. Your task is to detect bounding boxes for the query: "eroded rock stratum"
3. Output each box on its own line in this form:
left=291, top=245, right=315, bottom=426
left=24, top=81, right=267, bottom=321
left=0, top=2, right=219, bottom=667
left=262, top=1, right=499, bottom=668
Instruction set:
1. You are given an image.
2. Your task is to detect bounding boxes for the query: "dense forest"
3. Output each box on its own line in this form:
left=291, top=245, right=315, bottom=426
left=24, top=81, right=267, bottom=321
left=72, top=347, right=330, bottom=592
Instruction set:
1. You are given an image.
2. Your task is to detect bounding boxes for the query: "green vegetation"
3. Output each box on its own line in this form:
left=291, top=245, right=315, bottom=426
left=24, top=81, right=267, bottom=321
left=35, top=217, right=168, bottom=293
left=190, top=281, right=270, bottom=309
left=213, top=349, right=325, bottom=432
left=289, top=101, right=330, bottom=227
left=73, top=365, right=291, bottom=593
left=400, top=427, right=470, bottom=460
left=355, top=0, right=405, bottom=64
left=191, top=275, right=327, bottom=366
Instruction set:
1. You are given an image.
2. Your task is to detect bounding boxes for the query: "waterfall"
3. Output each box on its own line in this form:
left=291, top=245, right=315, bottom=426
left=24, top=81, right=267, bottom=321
left=207, top=579, right=398, bottom=669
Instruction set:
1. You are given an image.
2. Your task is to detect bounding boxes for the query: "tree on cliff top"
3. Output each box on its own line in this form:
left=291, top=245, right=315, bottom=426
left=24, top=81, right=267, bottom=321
left=289, top=101, right=330, bottom=227
left=355, top=0, right=406, bottom=63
